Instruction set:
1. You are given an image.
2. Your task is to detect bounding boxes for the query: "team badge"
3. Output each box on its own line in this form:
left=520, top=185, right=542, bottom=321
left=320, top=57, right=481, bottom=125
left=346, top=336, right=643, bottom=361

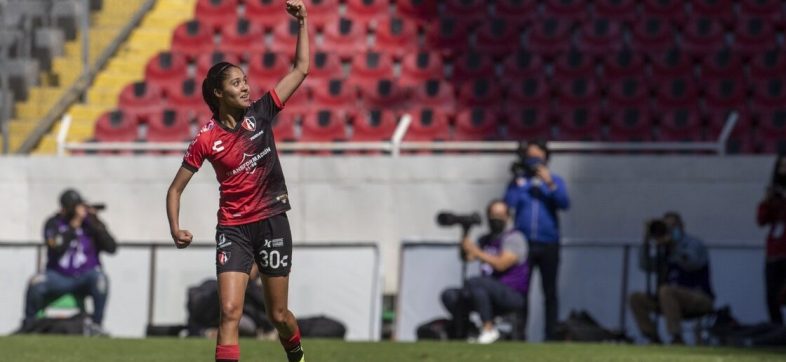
left=218, top=251, right=231, bottom=265
left=242, top=117, right=256, bottom=132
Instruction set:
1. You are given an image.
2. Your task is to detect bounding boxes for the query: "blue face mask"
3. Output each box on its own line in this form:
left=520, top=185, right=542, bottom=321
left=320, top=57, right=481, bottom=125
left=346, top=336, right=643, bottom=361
left=672, top=228, right=683, bottom=242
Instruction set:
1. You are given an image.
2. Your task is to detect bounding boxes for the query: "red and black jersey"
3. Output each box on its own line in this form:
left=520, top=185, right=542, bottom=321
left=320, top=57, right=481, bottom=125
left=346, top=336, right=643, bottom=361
left=183, top=90, right=290, bottom=226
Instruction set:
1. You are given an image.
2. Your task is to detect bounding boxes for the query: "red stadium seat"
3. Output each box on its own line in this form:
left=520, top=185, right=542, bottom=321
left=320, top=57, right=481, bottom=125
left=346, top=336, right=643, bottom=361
left=457, top=78, right=504, bottom=109
left=630, top=17, right=676, bottom=60
left=396, top=0, right=438, bottom=26
left=321, top=17, right=367, bottom=60
left=691, top=0, right=735, bottom=27
left=244, top=0, right=291, bottom=29
left=607, top=76, right=650, bottom=108
left=146, top=109, right=192, bottom=143
left=704, top=77, right=748, bottom=110
left=307, top=51, right=344, bottom=90
left=576, top=18, right=624, bottom=59
left=312, top=79, right=357, bottom=108
left=656, top=105, right=703, bottom=142
left=194, top=0, right=238, bottom=31
left=603, top=49, right=646, bottom=80
left=171, top=20, right=214, bottom=60
left=739, top=0, right=784, bottom=26
left=218, top=18, right=265, bottom=60
left=302, top=0, right=340, bottom=29
left=403, top=107, right=451, bottom=141
left=276, top=84, right=310, bottom=117
left=355, top=78, right=409, bottom=109
left=750, top=49, right=786, bottom=82
left=705, top=108, right=752, bottom=141
left=554, top=77, right=601, bottom=107
left=543, top=0, right=588, bottom=24
left=168, top=78, right=206, bottom=118
left=424, top=17, right=471, bottom=57
left=270, top=18, right=317, bottom=54
left=94, top=110, right=139, bottom=142
left=653, top=76, right=699, bottom=108
left=474, top=18, right=521, bottom=59
left=352, top=109, right=398, bottom=141
left=752, top=77, right=786, bottom=108
left=247, top=52, right=291, bottom=87
left=410, top=79, right=456, bottom=113
left=500, top=50, right=544, bottom=81
left=506, top=75, right=550, bottom=107
left=753, top=104, right=786, bottom=136
left=345, top=0, right=390, bottom=27
left=682, top=17, right=725, bottom=59
left=555, top=104, right=604, bottom=141
left=400, top=51, right=445, bottom=87
left=733, top=17, right=778, bottom=59
left=650, top=48, right=693, bottom=79
left=701, top=48, right=745, bottom=80
left=443, top=0, right=488, bottom=27
left=506, top=106, right=552, bottom=141
left=195, top=51, right=242, bottom=81
left=452, top=52, right=496, bottom=83
left=144, top=52, right=188, bottom=97
left=374, top=17, right=418, bottom=59
left=117, top=81, right=163, bottom=123
left=495, top=0, right=539, bottom=25
left=526, top=17, right=572, bottom=59
left=553, top=50, right=594, bottom=80
left=351, top=51, right=395, bottom=80
left=271, top=112, right=298, bottom=142
left=594, top=0, right=637, bottom=23
left=301, top=109, right=349, bottom=142
left=607, top=105, right=655, bottom=142
left=642, top=0, right=685, bottom=22
left=453, top=107, right=502, bottom=141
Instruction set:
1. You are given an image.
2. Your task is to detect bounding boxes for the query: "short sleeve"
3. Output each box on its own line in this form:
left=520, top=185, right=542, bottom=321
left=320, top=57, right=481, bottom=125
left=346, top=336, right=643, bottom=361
left=251, top=90, right=284, bottom=121
left=182, top=130, right=211, bottom=172
left=502, top=231, right=528, bottom=262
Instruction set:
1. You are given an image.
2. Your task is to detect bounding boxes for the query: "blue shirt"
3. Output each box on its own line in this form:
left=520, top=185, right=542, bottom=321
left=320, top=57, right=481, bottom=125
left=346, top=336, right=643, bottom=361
left=504, top=175, right=570, bottom=243
left=639, top=233, right=715, bottom=299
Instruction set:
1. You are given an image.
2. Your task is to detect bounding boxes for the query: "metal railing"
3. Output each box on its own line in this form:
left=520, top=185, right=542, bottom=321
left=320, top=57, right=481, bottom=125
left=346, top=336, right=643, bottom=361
left=56, top=111, right=740, bottom=156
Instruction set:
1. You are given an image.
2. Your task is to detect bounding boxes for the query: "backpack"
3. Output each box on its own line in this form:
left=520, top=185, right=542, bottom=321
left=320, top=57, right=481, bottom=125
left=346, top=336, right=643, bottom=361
left=297, top=315, right=346, bottom=338
left=556, top=310, right=632, bottom=343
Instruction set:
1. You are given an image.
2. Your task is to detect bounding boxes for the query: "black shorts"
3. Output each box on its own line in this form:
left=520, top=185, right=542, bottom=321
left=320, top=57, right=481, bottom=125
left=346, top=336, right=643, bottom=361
left=215, top=213, right=293, bottom=276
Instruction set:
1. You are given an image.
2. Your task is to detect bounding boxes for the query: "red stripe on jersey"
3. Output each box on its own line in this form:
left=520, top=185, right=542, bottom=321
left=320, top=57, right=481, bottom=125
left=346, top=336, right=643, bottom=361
left=270, top=88, right=284, bottom=108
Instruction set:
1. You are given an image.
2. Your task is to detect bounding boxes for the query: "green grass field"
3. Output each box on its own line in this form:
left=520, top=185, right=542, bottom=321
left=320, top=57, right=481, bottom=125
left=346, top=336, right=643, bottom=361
left=1, top=336, right=785, bottom=361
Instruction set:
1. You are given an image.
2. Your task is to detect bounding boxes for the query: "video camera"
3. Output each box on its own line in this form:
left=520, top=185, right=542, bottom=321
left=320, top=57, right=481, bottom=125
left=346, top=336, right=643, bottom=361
left=510, top=142, right=545, bottom=179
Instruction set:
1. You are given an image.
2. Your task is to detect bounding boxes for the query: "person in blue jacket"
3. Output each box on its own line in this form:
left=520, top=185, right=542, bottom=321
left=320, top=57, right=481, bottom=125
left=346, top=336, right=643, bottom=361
left=504, top=140, right=570, bottom=340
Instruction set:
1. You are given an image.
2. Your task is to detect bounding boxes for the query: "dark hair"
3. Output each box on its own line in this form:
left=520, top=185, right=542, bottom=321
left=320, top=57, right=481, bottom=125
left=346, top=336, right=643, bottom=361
left=486, top=199, right=509, bottom=217
left=771, top=152, right=786, bottom=187
left=527, top=139, right=550, bottom=161
left=201, top=61, right=238, bottom=117
left=663, top=211, right=684, bottom=229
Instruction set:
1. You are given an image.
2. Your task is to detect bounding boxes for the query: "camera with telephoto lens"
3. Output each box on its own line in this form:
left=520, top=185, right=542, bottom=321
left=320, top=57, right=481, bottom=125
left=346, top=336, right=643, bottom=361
left=646, top=219, right=669, bottom=240
left=511, top=157, right=544, bottom=179
left=436, top=212, right=481, bottom=231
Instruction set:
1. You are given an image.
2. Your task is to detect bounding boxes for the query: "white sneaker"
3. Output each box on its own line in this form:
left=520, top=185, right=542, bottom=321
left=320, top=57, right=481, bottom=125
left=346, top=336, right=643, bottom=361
left=477, top=328, right=500, bottom=344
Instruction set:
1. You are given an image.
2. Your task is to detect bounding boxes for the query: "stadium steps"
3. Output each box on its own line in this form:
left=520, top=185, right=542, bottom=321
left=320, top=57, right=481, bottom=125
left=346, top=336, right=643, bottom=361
left=33, top=0, right=198, bottom=154
left=1, top=0, right=148, bottom=154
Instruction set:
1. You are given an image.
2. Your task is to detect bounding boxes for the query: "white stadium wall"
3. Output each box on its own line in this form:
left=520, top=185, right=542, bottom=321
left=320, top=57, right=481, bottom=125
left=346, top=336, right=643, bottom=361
left=0, top=154, right=777, bottom=339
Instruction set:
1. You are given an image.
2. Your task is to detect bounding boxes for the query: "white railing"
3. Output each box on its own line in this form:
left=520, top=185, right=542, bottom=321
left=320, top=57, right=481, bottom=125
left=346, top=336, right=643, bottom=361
left=57, top=111, right=739, bottom=156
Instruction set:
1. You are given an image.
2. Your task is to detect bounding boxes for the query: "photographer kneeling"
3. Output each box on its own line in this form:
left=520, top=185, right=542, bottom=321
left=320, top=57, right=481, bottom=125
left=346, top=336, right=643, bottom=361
left=441, top=200, right=529, bottom=344
left=629, top=212, right=714, bottom=345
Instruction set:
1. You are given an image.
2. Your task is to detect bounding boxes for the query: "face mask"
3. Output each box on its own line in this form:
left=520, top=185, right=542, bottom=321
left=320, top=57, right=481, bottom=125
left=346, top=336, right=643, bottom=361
left=489, top=219, right=506, bottom=234
left=672, top=228, right=683, bottom=242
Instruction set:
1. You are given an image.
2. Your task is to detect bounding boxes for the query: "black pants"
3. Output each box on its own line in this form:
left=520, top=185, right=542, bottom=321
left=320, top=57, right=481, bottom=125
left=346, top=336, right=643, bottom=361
left=527, top=242, right=560, bottom=340
left=441, top=276, right=525, bottom=339
left=766, top=259, right=786, bottom=325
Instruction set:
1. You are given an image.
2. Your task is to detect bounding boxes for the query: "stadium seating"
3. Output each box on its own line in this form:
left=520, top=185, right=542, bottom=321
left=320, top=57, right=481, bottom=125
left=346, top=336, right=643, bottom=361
left=351, top=109, right=399, bottom=141
left=452, top=52, right=496, bottom=83
left=271, top=112, right=298, bottom=143
left=543, top=0, right=588, bottom=24
left=506, top=106, right=552, bottom=141
left=320, top=17, right=367, bottom=60
left=218, top=18, right=265, bottom=60
left=345, top=0, right=389, bottom=27
left=194, top=0, right=238, bottom=31
left=244, top=0, right=290, bottom=29
left=501, top=50, right=544, bottom=82
left=168, top=78, right=206, bottom=118
left=603, top=50, right=646, bottom=80
left=171, top=20, right=214, bottom=60
left=117, top=82, right=164, bottom=123
left=443, top=0, right=488, bottom=27
left=144, top=52, right=189, bottom=97
left=630, top=17, right=676, bottom=59
left=403, top=107, right=451, bottom=142
left=453, top=107, right=502, bottom=141
left=356, top=78, right=409, bottom=110
left=146, top=108, right=192, bottom=143
left=195, top=51, right=242, bottom=80
left=593, top=0, right=637, bottom=23
left=396, top=0, right=438, bottom=26
left=657, top=105, right=704, bottom=142
left=457, top=79, right=504, bottom=109
left=247, top=52, right=291, bottom=87
left=608, top=105, right=656, bottom=142
left=374, top=17, right=419, bottom=59
left=682, top=17, right=726, bottom=59
left=576, top=18, right=625, bottom=59
left=309, top=51, right=345, bottom=89
left=733, top=16, right=778, bottom=59
left=424, top=17, right=471, bottom=58
left=495, top=0, right=539, bottom=25
left=400, top=51, right=446, bottom=87
left=300, top=109, right=349, bottom=142
left=556, top=104, right=605, bottom=141
left=94, top=110, right=139, bottom=142
left=299, top=0, right=339, bottom=29
left=351, top=51, right=396, bottom=81
left=474, top=18, right=521, bottom=59
left=526, top=17, right=572, bottom=59
left=410, top=79, right=456, bottom=113
left=692, top=0, right=735, bottom=27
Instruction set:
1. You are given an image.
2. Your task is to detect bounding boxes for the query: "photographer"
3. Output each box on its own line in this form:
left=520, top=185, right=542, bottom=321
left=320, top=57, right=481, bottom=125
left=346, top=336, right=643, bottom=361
left=19, top=189, right=116, bottom=334
left=504, top=140, right=569, bottom=340
left=757, top=153, right=786, bottom=325
left=440, top=200, right=529, bottom=344
left=629, top=212, right=714, bottom=345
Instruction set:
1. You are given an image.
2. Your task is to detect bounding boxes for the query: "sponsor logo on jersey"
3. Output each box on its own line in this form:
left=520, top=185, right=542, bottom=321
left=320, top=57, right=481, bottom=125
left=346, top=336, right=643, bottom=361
left=213, top=140, right=225, bottom=152
left=217, top=234, right=232, bottom=249
left=242, top=117, right=256, bottom=132
left=250, top=129, right=265, bottom=141
left=217, top=250, right=231, bottom=265
left=263, top=238, right=284, bottom=248
left=276, top=194, right=289, bottom=204
left=228, top=147, right=271, bottom=176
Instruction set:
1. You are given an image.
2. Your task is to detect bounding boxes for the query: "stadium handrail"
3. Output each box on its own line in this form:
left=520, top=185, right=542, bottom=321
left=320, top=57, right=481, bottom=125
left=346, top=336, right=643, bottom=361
left=18, top=0, right=156, bottom=154
left=56, top=111, right=739, bottom=155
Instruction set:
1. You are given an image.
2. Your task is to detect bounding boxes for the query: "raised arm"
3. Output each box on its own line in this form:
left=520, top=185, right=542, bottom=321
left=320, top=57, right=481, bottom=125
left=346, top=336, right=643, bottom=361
left=274, top=0, right=309, bottom=104
left=167, top=166, right=195, bottom=249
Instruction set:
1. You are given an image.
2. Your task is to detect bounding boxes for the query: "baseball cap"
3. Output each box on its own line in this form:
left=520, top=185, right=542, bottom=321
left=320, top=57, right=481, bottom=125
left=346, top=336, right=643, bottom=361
left=59, top=189, right=84, bottom=210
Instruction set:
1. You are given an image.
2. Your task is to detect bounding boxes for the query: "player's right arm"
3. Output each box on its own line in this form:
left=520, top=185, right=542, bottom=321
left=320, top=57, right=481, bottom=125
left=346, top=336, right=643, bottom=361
left=167, top=167, right=195, bottom=249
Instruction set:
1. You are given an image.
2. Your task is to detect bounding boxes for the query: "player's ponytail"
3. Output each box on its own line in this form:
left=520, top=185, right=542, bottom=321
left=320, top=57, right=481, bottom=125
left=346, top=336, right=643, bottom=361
left=201, top=61, right=236, bottom=118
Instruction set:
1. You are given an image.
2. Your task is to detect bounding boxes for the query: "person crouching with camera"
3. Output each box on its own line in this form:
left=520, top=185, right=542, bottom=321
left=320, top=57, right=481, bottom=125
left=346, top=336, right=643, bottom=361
left=629, top=212, right=714, bottom=345
left=757, top=152, right=786, bottom=325
left=18, top=189, right=117, bottom=335
left=441, top=200, right=529, bottom=344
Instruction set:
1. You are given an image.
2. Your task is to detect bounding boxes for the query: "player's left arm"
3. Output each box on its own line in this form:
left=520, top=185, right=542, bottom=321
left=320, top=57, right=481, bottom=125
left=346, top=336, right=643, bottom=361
left=462, top=238, right=519, bottom=272
left=274, top=0, right=309, bottom=104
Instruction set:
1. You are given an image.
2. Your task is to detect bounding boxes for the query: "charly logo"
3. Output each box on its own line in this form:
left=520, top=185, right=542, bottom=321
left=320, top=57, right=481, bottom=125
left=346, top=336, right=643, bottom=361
left=217, top=250, right=231, bottom=265
left=213, top=140, right=224, bottom=152
left=242, top=117, right=256, bottom=132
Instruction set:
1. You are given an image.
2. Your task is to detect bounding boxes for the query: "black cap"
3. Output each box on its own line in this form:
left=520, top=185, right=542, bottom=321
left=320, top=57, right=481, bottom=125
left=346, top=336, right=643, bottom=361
left=59, top=189, right=84, bottom=211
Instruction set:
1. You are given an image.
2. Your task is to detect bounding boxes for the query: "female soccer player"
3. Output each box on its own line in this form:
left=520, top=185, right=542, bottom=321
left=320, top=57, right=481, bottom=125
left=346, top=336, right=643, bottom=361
left=165, top=1, right=309, bottom=361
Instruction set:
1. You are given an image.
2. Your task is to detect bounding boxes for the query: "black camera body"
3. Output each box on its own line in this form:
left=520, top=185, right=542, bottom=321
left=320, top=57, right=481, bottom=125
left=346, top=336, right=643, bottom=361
left=436, top=212, right=481, bottom=232
left=647, top=219, right=669, bottom=239
left=510, top=158, right=544, bottom=179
